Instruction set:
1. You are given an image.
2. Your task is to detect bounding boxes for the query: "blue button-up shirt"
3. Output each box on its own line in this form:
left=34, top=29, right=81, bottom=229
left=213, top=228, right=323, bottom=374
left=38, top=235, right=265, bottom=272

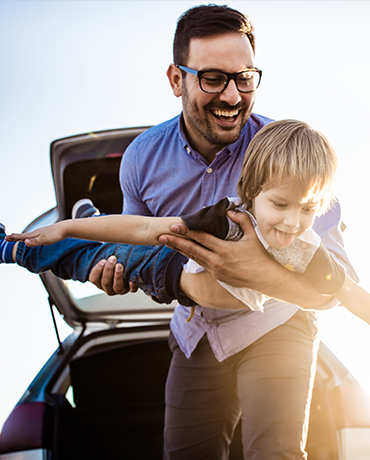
left=120, top=114, right=356, bottom=361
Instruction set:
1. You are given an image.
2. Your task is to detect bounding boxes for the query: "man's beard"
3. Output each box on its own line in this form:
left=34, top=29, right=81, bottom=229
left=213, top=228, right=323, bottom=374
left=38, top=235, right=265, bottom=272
left=182, top=84, right=254, bottom=148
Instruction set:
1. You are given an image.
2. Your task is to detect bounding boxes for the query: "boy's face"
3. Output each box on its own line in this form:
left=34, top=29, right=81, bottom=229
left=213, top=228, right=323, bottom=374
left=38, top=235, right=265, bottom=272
left=250, top=181, right=318, bottom=249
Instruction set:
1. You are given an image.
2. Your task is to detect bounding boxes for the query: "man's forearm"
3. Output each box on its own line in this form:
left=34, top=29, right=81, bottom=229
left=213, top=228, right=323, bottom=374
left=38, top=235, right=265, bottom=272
left=195, top=243, right=333, bottom=308
left=243, top=259, right=334, bottom=309
left=159, top=222, right=334, bottom=309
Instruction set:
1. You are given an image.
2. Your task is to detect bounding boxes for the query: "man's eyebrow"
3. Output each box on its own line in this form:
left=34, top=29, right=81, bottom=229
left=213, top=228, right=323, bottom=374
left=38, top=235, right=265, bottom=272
left=198, top=65, right=256, bottom=73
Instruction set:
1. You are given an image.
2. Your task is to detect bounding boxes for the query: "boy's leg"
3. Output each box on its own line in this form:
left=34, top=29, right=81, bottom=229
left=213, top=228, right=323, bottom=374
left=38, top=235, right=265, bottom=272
left=2, top=199, right=190, bottom=304
left=0, top=199, right=98, bottom=265
left=16, top=237, right=110, bottom=281
left=15, top=236, right=186, bottom=305
left=234, top=309, right=319, bottom=459
left=0, top=224, right=16, bottom=264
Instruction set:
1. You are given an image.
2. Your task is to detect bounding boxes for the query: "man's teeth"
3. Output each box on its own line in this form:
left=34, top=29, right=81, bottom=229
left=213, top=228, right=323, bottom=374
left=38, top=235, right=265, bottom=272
left=212, top=109, right=239, bottom=117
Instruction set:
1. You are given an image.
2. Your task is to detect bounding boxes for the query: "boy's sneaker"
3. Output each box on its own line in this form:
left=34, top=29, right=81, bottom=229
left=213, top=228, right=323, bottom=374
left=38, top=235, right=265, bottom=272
left=72, top=199, right=100, bottom=219
left=0, top=224, right=15, bottom=264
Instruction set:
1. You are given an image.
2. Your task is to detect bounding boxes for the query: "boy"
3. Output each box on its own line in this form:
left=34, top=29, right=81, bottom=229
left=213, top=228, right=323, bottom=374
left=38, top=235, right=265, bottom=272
left=3, top=120, right=370, bottom=324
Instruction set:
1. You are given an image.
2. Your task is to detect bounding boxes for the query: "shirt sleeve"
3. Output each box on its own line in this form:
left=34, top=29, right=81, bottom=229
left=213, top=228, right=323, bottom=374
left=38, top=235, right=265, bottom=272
left=304, top=243, right=346, bottom=294
left=119, top=139, right=152, bottom=216
left=181, top=198, right=231, bottom=238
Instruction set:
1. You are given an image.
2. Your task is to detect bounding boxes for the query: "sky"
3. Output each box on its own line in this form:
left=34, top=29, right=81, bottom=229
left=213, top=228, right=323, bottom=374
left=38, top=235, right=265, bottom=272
left=1, top=0, right=370, bottom=431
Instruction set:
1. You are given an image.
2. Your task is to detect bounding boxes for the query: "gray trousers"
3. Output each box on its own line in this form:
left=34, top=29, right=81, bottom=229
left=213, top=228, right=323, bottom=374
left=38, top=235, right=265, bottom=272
left=164, top=309, right=319, bottom=460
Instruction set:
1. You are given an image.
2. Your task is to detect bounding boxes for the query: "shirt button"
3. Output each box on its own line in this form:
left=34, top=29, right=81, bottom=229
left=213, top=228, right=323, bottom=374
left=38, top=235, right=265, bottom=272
left=206, top=168, right=212, bottom=174
left=207, top=319, right=212, bottom=323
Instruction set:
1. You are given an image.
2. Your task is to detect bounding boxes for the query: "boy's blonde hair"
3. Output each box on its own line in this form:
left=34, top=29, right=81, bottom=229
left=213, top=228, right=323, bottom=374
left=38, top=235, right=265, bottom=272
left=237, top=119, right=337, bottom=215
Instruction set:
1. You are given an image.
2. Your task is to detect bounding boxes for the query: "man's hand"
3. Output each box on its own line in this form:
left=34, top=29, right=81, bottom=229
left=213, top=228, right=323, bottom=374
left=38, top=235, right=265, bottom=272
left=159, top=211, right=333, bottom=309
left=159, top=210, right=270, bottom=289
left=88, top=255, right=138, bottom=296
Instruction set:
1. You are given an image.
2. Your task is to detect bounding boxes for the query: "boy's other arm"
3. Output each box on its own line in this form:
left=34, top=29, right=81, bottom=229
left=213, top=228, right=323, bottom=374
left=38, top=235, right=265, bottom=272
left=159, top=211, right=335, bottom=309
left=335, top=276, right=370, bottom=325
left=179, top=270, right=250, bottom=310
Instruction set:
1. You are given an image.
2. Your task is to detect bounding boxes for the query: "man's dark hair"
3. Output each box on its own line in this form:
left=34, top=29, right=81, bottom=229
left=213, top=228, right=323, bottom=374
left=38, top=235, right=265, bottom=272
left=173, top=4, right=255, bottom=65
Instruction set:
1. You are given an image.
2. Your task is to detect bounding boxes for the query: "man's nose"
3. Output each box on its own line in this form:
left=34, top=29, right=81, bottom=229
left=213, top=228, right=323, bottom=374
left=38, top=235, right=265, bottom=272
left=218, top=79, right=242, bottom=106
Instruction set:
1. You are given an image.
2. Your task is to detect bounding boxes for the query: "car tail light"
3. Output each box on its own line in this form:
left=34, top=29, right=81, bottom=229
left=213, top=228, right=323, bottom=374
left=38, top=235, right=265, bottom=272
left=331, top=384, right=370, bottom=428
left=0, top=402, right=52, bottom=454
left=105, top=152, right=123, bottom=158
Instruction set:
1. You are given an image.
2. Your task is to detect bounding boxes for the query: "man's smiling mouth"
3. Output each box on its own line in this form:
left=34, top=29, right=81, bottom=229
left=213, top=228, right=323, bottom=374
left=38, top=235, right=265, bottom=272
left=211, top=109, right=240, bottom=122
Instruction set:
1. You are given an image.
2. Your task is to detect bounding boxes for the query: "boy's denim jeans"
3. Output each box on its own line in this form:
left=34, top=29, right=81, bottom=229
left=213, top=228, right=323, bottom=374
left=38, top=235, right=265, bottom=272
left=16, top=239, right=188, bottom=304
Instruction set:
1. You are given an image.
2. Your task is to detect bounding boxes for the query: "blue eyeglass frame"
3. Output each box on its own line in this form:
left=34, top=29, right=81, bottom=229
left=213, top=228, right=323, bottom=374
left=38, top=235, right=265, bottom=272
left=176, top=65, right=262, bottom=94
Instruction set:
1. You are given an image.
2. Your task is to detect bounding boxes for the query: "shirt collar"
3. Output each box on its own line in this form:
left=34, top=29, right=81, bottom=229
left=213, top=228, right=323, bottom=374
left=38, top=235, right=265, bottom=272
left=178, top=114, right=191, bottom=152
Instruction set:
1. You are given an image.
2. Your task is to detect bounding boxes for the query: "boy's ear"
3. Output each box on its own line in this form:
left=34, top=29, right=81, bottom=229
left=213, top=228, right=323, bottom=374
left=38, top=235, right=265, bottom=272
left=244, top=193, right=253, bottom=208
left=167, top=64, right=182, bottom=98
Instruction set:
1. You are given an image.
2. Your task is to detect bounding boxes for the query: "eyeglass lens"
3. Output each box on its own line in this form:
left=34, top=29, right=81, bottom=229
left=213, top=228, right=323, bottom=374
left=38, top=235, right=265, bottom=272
left=200, top=70, right=260, bottom=93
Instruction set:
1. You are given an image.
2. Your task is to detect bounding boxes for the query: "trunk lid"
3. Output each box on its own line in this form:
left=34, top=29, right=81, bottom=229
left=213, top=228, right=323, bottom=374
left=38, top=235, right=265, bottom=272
left=28, top=127, right=175, bottom=329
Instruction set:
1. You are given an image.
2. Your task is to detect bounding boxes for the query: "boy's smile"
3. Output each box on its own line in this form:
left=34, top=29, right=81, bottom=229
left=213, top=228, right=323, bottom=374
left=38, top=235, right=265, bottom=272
left=249, top=182, right=318, bottom=249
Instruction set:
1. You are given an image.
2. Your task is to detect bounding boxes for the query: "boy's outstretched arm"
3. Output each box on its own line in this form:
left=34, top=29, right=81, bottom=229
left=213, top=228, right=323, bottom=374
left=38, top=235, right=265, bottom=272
left=335, top=276, right=370, bottom=325
left=6, top=214, right=185, bottom=247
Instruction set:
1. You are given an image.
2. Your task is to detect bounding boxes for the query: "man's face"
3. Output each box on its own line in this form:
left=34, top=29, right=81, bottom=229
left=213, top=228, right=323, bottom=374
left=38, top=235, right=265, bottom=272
left=180, top=33, right=256, bottom=158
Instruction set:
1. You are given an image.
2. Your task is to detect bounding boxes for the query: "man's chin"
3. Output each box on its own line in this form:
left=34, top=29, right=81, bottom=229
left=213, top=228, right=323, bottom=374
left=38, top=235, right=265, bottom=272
left=208, top=112, right=249, bottom=142
left=207, top=125, right=242, bottom=146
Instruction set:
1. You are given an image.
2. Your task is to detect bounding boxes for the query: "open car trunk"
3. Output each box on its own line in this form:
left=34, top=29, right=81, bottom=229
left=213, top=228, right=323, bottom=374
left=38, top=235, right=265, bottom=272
left=53, top=333, right=172, bottom=460
left=47, top=331, right=354, bottom=460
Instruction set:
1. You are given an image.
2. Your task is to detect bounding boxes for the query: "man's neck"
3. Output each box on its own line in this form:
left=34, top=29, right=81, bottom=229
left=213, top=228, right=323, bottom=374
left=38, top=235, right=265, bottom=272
left=182, top=125, right=225, bottom=164
left=196, top=144, right=221, bottom=164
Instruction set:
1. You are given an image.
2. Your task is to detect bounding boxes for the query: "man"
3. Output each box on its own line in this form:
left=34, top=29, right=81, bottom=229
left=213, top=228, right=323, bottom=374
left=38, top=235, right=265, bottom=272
left=5, top=4, right=355, bottom=458
left=86, top=5, right=355, bottom=459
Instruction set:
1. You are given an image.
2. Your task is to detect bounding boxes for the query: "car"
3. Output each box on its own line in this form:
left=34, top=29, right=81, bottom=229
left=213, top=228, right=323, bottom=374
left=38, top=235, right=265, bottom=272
left=1, top=127, right=370, bottom=460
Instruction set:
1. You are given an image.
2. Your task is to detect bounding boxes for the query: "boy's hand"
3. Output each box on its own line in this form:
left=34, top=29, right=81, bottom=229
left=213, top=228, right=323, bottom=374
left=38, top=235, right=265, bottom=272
left=6, top=222, right=67, bottom=247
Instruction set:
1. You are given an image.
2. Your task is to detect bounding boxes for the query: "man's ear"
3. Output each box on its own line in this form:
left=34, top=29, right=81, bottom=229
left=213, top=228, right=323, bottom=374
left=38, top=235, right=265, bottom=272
left=167, top=64, right=182, bottom=98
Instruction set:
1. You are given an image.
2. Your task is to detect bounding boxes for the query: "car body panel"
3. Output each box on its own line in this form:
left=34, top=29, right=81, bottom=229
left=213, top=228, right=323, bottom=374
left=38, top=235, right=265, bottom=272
left=0, top=450, right=47, bottom=460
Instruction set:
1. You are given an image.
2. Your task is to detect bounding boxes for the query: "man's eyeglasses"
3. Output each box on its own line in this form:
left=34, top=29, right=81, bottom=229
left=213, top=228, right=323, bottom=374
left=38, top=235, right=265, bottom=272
left=177, top=65, right=262, bottom=94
